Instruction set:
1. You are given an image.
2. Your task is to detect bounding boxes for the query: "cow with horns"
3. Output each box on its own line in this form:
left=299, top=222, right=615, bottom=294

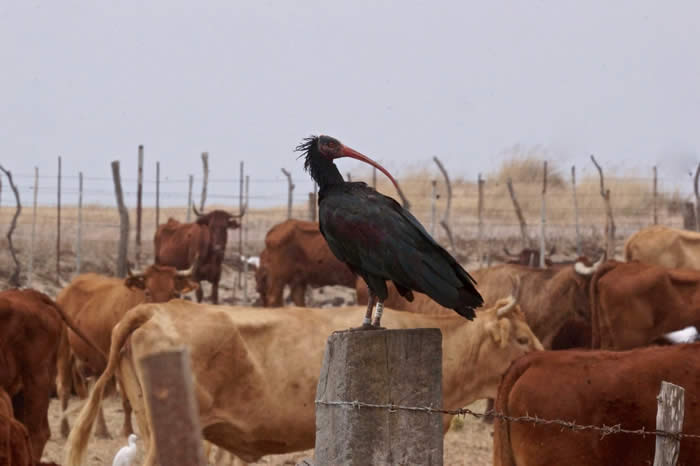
left=56, top=263, right=198, bottom=439
left=154, top=206, right=245, bottom=304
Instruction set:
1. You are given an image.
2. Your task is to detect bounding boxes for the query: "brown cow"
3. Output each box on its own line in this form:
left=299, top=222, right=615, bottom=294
left=66, top=297, right=542, bottom=465
left=494, top=344, right=700, bottom=466
left=358, top=257, right=602, bottom=350
left=0, top=387, right=32, bottom=466
left=154, top=206, right=244, bottom=304
left=591, top=260, right=700, bottom=350
left=56, top=264, right=198, bottom=439
left=256, top=219, right=356, bottom=306
left=0, top=289, right=101, bottom=463
left=624, top=225, right=700, bottom=269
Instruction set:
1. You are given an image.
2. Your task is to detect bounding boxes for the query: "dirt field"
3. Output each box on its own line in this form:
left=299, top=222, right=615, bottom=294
left=42, top=396, right=494, bottom=465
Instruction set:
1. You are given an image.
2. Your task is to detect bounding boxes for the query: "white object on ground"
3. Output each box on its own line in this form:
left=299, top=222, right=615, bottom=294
left=112, top=434, right=139, bottom=466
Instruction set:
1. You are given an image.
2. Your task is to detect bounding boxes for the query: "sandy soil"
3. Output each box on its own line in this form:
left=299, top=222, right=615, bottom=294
left=42, top=396, right=494, bottom=465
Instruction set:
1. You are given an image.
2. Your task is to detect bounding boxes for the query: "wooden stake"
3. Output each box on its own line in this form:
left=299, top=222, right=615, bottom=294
left=238, top=161, right=244, bottom=289
left=430, top=179, right=437, bottom=236
left=653, top=381, right=685, bottom=466
left=76, top=172, right=83, bottom=276
left=281, top=168, right=294, bottom=220
left=693, top=163, right=700, bottom=232
left=477, top=174, right=484, bottom=267
left=136, top=145, right=144, bottom=265
left=56, top=156, right=62, bottom=284
left=0, top=165, right=22, bottom=286
left=186, top=175, right=194, bottom=222
left=200, top=152, right=209, bottom=211
left=433, top=157, right=455, bottom=251
left=539, top=161, right=547, bottom=269
left=139, top=348, right=206, bottom=466
left=591, top=155, right=616, bottom=258
left=506, top=178, right=528, bottom=249
left=155, top=161, right=160, bottom=229
left=111, top=161, right=129, bottom=277
left=28, top=167, right=38, bottom=286
left=653, top=166, right=658, bottom=225
left=572, top=166, right=581, bottom=257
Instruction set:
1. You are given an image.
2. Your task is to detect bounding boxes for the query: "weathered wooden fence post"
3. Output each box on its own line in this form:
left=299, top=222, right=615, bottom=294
left=200, top=152, right=209, bottom=211
left=56, top=155, right=62, bottom=284
left=155, top=161, right=161, bottom=228
left=477, top=174, right=484, bottom=266
left=238, top=161, right=244, bottom=290
left=539, top=161, right=548, bottom=269
left=653, top=381, right=685, bottom=466
left=434, top=156, right=455, bottom=251
left=139, top=347, right=206, bottom=466
left=653, top=166, right=658, bottom=225
left=591, top=155, right=616, bottom=258
left=571, top=165, right=581, bottom=257
left=506, top=178, right=528, bottom=249
left=281, top=168, right=294, bottom=220
left=430, top=179, right=437, bottom=236
left=136, top=145, right=144, bottom=265
left=111, top=161, right=129, bottom=278
left=76, top=172, right=83, bottom=276
left=315, top=329, right=443, bottom=466
left=187, top=174, right=194, bottom=222
left=0, top=165, right=22, bottom=286
left=28, top=167, right=38, bottom=286
left=694, top=163, right=700, bottom=232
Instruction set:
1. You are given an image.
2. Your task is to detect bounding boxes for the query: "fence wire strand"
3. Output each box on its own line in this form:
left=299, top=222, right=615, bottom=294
left=315, top=399, right=700, bottom=441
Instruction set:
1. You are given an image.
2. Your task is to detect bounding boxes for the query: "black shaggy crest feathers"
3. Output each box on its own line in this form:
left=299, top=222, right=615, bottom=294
left=295, top=135, right=319, bottom=174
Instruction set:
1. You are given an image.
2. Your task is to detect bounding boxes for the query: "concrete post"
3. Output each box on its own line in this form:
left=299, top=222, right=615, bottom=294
left=315, top=329, right=443, bottom=465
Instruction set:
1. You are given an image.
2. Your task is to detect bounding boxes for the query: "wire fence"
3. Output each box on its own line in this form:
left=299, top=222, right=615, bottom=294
left=0, top=158, right=696, bottom=285
left=315, top=399, right=699, bottom=441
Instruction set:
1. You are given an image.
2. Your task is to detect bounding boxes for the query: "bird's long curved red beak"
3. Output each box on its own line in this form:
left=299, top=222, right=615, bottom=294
left=340, top=145, right=405, bottom=199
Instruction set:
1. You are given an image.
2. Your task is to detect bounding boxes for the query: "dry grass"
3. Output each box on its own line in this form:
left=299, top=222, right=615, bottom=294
left=0, top=157, right=686, bottom=282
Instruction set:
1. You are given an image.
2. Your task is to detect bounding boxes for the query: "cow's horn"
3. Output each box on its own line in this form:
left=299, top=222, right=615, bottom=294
left=497, top=296, right=517, bottom=317
left=192, top=204, right=204, bottom=217
left=229, top=203, right=247, bottom=218
left=509, top=274, right=521, bottom=300
left=127, top=264, right=145, bottom=279
left=574, top=255, right=605, bottom=276
left=176, top=254, right=200, bottom=277
left=503, top=246, right=516, bottom=257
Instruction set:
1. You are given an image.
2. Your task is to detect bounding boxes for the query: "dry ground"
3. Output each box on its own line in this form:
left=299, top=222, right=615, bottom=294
left=42, top=396, right=494, bottom=466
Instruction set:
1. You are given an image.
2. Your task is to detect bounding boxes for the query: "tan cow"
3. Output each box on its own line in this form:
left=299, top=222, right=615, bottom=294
left=256, top=220, right=356, bottom=306
left=494, top=344, right=700, bottom=466
left=591, top=260, right=700, bottom=350
left=66, top=298, right=542, bottom=466
left=56, top=264, right=198, bottom=439
left=624, top=225, right=700, bottom=269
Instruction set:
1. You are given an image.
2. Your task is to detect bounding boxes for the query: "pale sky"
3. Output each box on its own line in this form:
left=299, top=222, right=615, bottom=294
left=2, top=1, right=699, bottom=206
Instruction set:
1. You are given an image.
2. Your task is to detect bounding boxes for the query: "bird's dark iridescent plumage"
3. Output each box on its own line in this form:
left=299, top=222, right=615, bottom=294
left=297, top=135, right=483, bottom=324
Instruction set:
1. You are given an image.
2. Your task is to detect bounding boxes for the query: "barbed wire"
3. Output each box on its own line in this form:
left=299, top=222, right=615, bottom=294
left=315, top=399, right=700, bottom=441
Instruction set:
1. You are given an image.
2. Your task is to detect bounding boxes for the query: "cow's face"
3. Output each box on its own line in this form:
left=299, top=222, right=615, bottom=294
left=125, top=265, right=199, bottom=302
left=197, top=210, right=240, bottom=256
left=477, top=298, right=543, bottom=397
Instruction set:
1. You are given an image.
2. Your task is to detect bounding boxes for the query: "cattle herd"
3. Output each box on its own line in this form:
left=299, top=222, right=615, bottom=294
left=3, top=217, right=700, bottom=465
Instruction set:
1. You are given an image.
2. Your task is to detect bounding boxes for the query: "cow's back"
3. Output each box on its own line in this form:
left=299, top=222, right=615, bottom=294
left=625, top=225, right=700, bottom=269
left=495, top=344, right=700, bottom=466
left=58, top=274, right=145, bottom=372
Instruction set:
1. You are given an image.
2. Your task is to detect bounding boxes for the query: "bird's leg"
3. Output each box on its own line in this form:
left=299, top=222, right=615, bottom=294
left=371, top=300, right=385, bottom=327
left=361, top=293, right=377, bottom=328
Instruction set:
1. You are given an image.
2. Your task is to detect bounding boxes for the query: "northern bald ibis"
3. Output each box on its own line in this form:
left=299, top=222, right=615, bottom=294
left=297, top=135, right=483, bottom=328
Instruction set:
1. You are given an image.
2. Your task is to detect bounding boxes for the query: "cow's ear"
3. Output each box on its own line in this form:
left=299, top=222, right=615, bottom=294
left=124, top=276, right=146, bottom=290
left=176, top=278, right=199, bottom=294
left=486, top=319, right=512, bottom=349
